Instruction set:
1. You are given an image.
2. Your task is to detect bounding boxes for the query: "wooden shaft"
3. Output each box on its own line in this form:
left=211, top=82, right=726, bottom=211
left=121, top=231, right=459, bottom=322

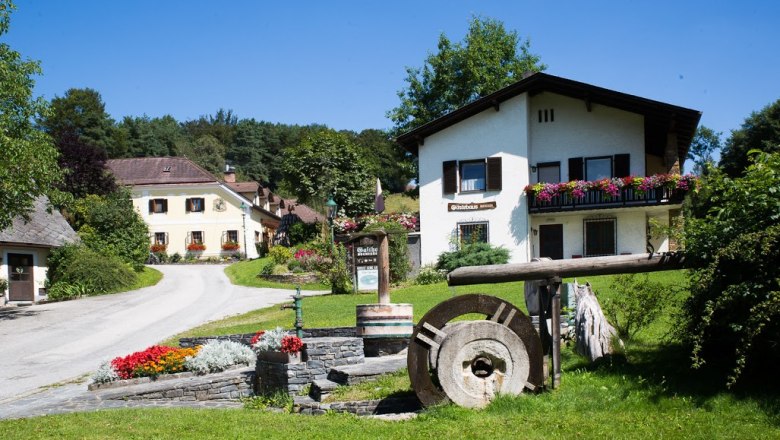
left=550, top=280, right=562, bottom=389
left=448, top=252, right=685, bottom=286
left=377, top=231, right=390, bottom=305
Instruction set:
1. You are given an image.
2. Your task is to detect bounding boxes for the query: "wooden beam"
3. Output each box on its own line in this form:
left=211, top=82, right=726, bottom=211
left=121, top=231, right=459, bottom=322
left=447, top=252, right=685, bottom=286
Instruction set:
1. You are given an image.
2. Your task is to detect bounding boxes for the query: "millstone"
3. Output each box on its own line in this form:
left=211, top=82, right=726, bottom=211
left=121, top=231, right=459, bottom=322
left=435, top=320, right=529, bottom=408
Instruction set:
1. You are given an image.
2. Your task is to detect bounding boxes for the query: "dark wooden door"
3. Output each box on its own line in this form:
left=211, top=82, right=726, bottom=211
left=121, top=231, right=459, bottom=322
left=539, top=224, right=564, bottom=260
left=8, top=253, right=35, bottom=301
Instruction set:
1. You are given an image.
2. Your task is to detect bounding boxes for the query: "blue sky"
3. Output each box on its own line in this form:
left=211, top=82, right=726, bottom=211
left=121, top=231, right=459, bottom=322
left=5, top=1, right=780, bottom=141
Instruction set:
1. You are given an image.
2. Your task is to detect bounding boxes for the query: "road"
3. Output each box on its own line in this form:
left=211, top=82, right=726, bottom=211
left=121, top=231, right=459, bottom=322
left=0, top=264, right=326, bottom=404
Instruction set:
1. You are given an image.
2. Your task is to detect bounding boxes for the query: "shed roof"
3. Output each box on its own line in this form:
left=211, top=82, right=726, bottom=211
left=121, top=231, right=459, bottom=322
left=0, top=197, right=78, bottom=248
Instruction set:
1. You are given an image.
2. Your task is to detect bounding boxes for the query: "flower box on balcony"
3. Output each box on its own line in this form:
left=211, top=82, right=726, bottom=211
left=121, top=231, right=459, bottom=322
left=187, top=243, right=206, bottom=252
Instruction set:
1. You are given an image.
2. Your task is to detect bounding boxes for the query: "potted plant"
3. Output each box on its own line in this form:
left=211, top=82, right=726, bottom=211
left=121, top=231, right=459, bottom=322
left=150, top=243, right=167, bottom=253
left=187, top=243, right=206, bottom=252
left=221, top=241, right=240, bottom=251
left=251, top=327, right=304, bottom=364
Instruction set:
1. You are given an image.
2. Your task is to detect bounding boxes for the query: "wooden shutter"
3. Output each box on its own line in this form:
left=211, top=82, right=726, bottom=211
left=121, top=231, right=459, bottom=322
left=442, top=160, right=457, bottom=194
left=614, top=154, right=630, bottom=177
left=568, top=157, right=583, bottom=181
left=148, top=200, right=154, bottom=214
left=486, top=157, right=502, bottom=191
left=162, top=199, right=168, bottom=213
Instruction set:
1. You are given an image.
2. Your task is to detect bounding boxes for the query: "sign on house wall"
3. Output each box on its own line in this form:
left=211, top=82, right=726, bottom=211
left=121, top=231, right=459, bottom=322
left=447, top=202, right=497, bottom=212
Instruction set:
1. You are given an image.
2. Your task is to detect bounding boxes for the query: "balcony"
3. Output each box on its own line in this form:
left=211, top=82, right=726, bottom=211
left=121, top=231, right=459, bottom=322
left=525, top=174, right=696, bottom=214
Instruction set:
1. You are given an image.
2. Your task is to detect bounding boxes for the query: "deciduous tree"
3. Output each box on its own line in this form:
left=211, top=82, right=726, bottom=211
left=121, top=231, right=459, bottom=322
left=719, top=99, right=780, bottom=176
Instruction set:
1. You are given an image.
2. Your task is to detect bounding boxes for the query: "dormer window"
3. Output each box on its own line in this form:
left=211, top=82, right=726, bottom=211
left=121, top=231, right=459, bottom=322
left=163, top=166, right=172, bottom=172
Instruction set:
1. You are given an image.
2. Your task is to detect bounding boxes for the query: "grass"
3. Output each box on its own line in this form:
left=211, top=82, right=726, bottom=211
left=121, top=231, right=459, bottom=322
left=323, top=369, right=414, bottom=403
left=224, top=257, right=330, bottom=291
left=128, top=266, right=163, bottom=291
left=383, top=193, right=419, bottom=213
left=4, top=269, right=779, bottom=438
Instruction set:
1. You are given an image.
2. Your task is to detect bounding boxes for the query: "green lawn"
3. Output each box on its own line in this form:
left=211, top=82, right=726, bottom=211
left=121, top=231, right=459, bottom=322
left=4, top=269, right=778, bottom=438
left=383, top=193, right=419, bottom=213
left=128, top=266, right=163, bottom=291
left=225, top=257, right=330, bottom=291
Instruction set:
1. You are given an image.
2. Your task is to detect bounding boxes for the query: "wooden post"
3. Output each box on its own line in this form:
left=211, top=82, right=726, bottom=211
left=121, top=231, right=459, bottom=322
left=549, top=278, right=562, bottom=389
left=377, top=230, right=390, bottom=305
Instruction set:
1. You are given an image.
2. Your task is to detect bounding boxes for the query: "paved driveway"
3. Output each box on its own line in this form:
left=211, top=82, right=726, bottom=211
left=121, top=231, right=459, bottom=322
left=0, top=264, right=326, bottom=404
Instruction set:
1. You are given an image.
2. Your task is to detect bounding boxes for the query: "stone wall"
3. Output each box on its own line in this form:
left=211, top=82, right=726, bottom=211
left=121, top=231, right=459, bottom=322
left=179, top=327, right=357, bottom=348
left=295, top=396, right=421, bottom=416
left=256, top=337, right=364, bottom=395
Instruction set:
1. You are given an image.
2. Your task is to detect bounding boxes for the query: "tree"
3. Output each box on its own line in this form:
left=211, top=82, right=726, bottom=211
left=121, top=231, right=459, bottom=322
left=719, top=99, right=780, bottom=177
left=0, top=0, right=61, bottom=229
left=55, top=131, right=117, bottom=198
left=388, top=16, right=545, bottom=134
left=227, top=119, right=276, bottom=183
left=177, top=134, right=227, bottom=176
left=181, top=108, right=237, bottom=149
left=687, top=126, right=722, bottom=174
left=353, top=129, right=416, bottom=193
left=40, top=88, right=118, bottom=155
left=681, top=151, right=780, bottom=386
left=281, top=130, right=373, bottom=216
left=118, top=115, right=183, bottom=158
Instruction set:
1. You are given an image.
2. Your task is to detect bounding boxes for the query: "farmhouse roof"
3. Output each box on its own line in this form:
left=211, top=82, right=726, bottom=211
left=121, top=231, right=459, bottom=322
left=396, top=72, right=702, bottom=160
left=282, top=199, right=327, bottom=224
left=226, top=181, right=260, bottom=194
left=0, top=197, right=78, bottom=248
left=107, top=157, right=218, bottom=185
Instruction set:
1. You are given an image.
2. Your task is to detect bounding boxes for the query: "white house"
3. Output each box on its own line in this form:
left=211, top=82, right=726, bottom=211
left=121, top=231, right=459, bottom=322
left=397, top=72, right=701, bottom=265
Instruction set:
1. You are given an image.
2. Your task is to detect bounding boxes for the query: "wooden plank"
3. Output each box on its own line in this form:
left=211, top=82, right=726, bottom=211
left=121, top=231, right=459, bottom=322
left=447, top=252, right=685, bottom=286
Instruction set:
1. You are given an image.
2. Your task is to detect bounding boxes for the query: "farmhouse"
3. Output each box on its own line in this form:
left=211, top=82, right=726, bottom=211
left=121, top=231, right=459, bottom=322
left=397, top=72, right=701, bottom=264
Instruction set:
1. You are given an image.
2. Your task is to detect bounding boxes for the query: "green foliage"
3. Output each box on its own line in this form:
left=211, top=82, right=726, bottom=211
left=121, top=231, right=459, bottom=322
left=268, top=246, right=293, bottom=265
left=271, top=264, right=289, bottom=275
left=176, top=134, right=226, bottom=176
left=682, top=151, right=780, bottom=386
left=117, top=115, right=182, bottom=158
left=46, top=281, right=91, bottom=301
left=170, top=252, right=182, bottom=263
left=0, top=277, right=8, bottom=295
left=436, top=242, right=510, bottom=273
left=47, top=244, right=137, bottom=296
left=414, top=264, right=447, bottom=285
left=383, top=193, right=419, bottom=214
left=40, top=87, right=118, bottom=155
left=363, top=221, right=411, bottom=283
left=259, top=260, right=274, bottom=276
left=388, top=15, right=545, bottom=134
left=281, top=129, right=373, bottom=216
left=720, top=99, right=780, bottom=176
left=323, top=243, right=352, bottom=294
left=0, top=1, right=62, bottom=230
left=352, top=128, right=416, bottom=193
left=687, top=126, right=722, bottom=174
left=71, top=189, right=149, bottom=270
left=242, top=391, right=293, bottom=411
left=602, top=274, right=676, bottom=340
left=287, top=221, right=319, bottom=246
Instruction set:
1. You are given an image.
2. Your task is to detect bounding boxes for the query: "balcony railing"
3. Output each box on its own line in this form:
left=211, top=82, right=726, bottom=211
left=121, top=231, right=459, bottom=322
left=528, top=187, right=686, bottom=214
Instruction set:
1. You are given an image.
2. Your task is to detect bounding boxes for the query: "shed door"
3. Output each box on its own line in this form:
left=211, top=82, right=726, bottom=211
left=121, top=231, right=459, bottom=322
left=539, top=224, right=564, bottom=260
left=8, top=253, right=34, bottom=301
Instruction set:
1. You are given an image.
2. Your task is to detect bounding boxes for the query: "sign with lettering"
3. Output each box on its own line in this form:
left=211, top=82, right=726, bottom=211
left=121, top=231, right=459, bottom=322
left=447, top=201, right=497, bottom=212
left=351, top=236, right=379, bottom=292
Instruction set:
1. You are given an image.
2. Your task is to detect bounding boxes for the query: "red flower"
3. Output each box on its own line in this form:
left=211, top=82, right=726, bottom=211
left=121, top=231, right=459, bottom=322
left=250, top=330, right=266, bottom=346
left=110, top=345, right=177, bottom=379
left=280, top=335, right=304, bottom=354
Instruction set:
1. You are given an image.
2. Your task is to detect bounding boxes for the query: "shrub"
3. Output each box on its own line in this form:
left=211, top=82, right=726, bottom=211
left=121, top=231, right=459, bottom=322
left=414, top=264, right=447, bottom=285
left=259, top=260, right=275, bottom=276
left=602, top=274, right=676, bottom=339
left=271, top=264, right=289, bottom=275
left=435, top=242, right=510, bottom=272
left=170, top=252, right=182, bottom=263
left=47, top=281, right=91, bottom=301
left=48, top=244, right=137, bottom=295
left=255, top=241, right=269, bottom=258
left=364, top=221, right=411, bottom=283
left=184, top=340, right=255, bottom=374
left=288, top=221, right=320, bottom=246
left=322, top=243, right=352, bottom=294
left=269, top=245, right=293, bottom=265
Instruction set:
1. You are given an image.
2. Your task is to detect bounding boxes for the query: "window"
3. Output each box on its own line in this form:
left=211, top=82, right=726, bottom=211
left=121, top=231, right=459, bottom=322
left=460, top=161, right=486, bottom=192
left=459, top=222, right=489, bottom=245
left=538, top=109, right=555, bottom=123
left=148, top=198, right=167, bottom=214
left=154, top=232, right=167, bottom=245
left=443, top=157, right=502, bottom=194
left=585, top=156, right=612, bottom=181
left=226, top=230, right=238, bottom=243
left=536, top=161, right=561, bottom=183
left=191, top=231, right=204, bottom=244
left=186, top=198, right=205, bottom=213
left=584, top=218, right=616, bottom=257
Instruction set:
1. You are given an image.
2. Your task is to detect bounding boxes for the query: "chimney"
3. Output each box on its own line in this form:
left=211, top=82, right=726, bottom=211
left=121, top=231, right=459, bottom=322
left=224, top=165, right=236, bottom=183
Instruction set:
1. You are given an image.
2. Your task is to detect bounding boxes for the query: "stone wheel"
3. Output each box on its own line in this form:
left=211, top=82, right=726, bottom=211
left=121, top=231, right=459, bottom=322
left=407, top=294, right=544, bottom=408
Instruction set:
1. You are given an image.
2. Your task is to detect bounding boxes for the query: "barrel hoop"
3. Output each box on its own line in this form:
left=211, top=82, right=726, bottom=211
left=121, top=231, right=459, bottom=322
left=358, top=322, right=413, bottom=327
left=361, top=334, right=413, bottom=339
left=356, top=315, right=413, bottom=321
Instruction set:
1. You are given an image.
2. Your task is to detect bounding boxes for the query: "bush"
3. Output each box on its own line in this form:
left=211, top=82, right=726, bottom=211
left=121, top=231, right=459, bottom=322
left=184, top=340, right=255, bottom=374
left=602, top=274, right=676, bottom=339
left=364, top=221, right=411, bottom=283
left=170, top=252, right=182, bottom=263
left=259, top=260, right=275, bottom=276
left=414, top=264, right=447, bottom=285
left=681, top=151, right=780, bottom=386
left=288, top=221, right=320, bottom=246
left=48, top=244, right=137, bottom=296
left=323, top=243, right=352, bottom=294
left=269, top=245, right=293, bottom=265
left=47, top=281, right=91, bottom=301
left=435, top=242, right=510, bottom=273
left=271, top=264, right=289, bottom=275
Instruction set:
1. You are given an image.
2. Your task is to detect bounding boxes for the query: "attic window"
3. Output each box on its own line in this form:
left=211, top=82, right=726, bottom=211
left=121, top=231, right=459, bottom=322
left=163, top=166, right=172, bottom=172
left=537, top=109, right=555, bottom=123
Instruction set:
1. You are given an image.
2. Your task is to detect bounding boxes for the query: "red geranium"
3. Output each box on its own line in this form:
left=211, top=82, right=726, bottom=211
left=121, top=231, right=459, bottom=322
left=110, top=345, right=177, bottom=379
left=280, top=335, right=304, bottom=354
left=250, top=330, right=266, bottom=346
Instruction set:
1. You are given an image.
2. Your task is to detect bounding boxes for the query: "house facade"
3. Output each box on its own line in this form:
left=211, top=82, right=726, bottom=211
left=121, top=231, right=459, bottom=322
left=397, top=73, right=701, bottom=265
left=107, top=157, right=281, bottom=259
left=0, top=197, right=78, bottom=304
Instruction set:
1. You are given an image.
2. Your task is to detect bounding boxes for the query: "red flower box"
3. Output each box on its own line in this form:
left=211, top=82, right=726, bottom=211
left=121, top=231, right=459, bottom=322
left=187, top=243, right=206, bottom=251
left=222, top=241, right=240, bottom=251
left=150, top=243, right=167, bottom=253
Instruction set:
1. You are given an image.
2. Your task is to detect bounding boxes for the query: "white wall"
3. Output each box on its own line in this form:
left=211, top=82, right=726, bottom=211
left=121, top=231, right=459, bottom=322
left=529, top=92, right=645, bottom=181
left=418, top=94, right=530, bottom=265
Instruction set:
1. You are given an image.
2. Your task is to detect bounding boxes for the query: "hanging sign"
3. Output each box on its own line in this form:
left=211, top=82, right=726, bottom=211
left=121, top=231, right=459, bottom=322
left=447, top=201, right=497, bottom=212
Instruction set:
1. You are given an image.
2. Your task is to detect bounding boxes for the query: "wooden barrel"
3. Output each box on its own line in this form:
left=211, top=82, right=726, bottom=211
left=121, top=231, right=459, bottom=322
left=356, top=303, right=413, bottom=357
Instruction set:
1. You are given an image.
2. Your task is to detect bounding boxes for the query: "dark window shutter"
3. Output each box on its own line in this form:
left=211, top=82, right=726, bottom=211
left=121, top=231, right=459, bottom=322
left=568, top=157, right=583, bottom=181
left=614, top=154, right=630, bottom=177
left=486, top=157, right=502, bottom=191
left=443, top=160, right=457, bottom=194
left=185, top=198, right=191, bottom=212
left=148, top=200, right=154, bottom=213
left=162, top=199, right=168, bottom=212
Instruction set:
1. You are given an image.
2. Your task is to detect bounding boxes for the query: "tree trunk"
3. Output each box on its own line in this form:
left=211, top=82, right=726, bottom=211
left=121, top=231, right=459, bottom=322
left=574, top=281, right=622, bottom=362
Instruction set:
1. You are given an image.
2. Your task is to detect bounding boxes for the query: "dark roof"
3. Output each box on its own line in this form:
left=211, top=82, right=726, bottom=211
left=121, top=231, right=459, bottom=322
left=396, top=72, right=702, bottom=160
left=107, top=157, right=218, bottom=185
left=282, top=199, right=326, bottom=224
left=0, top=197, right=78, bottom=248
left=226, top=181, right=260, bottom=194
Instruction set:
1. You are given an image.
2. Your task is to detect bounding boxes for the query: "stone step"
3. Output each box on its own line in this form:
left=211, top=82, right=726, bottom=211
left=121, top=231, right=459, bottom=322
left=327, top=352, right=406, bottom=385
left=309, top=379, right=340, bottom=402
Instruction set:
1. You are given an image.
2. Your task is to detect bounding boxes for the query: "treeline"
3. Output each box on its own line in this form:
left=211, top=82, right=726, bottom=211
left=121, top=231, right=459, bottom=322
left=39, top=88, right=416, bottom=196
